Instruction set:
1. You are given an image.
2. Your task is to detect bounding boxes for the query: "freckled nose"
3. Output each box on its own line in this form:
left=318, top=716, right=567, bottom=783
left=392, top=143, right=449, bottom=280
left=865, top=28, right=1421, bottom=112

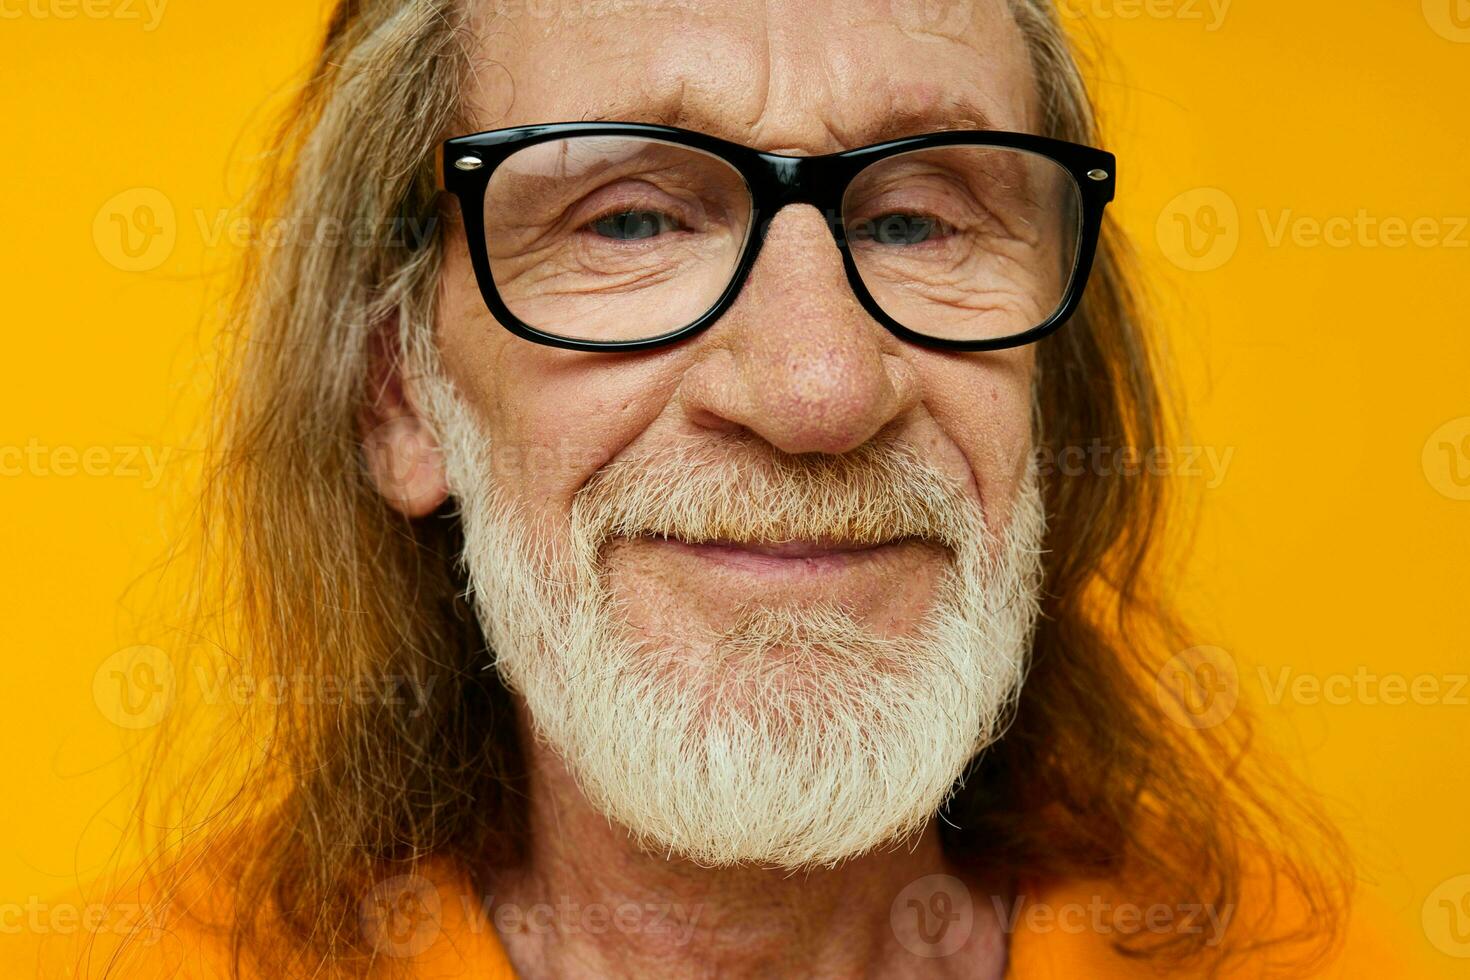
left=679, top=206, right=919, bottom=455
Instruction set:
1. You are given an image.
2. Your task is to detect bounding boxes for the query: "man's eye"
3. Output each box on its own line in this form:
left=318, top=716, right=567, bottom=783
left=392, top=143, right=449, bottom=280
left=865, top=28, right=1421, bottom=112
left=588, top=210, right=683, bottom=241
left=869, top=213, right=938, bottom=245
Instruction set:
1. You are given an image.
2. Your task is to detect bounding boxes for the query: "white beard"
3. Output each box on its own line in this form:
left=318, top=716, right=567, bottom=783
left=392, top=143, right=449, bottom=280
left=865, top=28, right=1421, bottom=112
left=418, top=369, right=1045, bottom=870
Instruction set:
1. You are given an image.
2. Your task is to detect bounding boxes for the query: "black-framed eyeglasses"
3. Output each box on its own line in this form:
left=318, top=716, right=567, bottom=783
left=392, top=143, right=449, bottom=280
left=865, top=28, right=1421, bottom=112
left=435, top=122, right=1115, bottom=353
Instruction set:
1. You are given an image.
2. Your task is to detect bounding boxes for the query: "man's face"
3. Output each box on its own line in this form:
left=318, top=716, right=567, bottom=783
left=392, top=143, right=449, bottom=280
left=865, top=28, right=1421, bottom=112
left=436, top=0, right=1040, bottom=637
left=390, top=0, right=1049, bottom=866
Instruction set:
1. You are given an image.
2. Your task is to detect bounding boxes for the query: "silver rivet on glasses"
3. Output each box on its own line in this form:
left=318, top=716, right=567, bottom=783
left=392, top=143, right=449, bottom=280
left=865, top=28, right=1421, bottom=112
left=454, top=155, right=484, bottom=171
left=1086, top=169, right=1109, bottom=182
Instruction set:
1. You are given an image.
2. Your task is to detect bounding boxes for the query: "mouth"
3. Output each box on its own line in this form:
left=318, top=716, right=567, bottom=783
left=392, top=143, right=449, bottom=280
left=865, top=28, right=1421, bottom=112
left=600, top=532, right=951, bottom=633
left=645, top=535, right=921, bottom=578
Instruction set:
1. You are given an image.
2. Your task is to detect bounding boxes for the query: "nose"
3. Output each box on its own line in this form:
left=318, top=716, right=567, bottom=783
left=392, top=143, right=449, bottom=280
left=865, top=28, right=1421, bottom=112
left=677, top=206, right=920, bottom=456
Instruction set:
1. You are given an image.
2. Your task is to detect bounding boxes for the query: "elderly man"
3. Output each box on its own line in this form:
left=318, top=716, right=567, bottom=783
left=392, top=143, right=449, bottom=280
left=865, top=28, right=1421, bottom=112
left=10, top=0, right=1392, bottom=978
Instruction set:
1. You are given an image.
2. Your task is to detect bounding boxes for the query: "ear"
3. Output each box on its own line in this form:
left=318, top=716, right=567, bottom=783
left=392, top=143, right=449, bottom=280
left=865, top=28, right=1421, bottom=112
left=359, top=323, right=450, bottom=518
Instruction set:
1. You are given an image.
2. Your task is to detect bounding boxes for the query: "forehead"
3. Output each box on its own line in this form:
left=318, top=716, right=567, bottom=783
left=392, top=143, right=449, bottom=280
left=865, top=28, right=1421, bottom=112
left=463, top=0, right=1039, bottom=152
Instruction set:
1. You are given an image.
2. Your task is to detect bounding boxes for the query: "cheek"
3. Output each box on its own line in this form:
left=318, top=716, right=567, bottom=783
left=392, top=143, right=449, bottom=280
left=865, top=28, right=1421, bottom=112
left=919, top=349, right=1035, bottom=527
left=436, top=243, right=682, bottom=521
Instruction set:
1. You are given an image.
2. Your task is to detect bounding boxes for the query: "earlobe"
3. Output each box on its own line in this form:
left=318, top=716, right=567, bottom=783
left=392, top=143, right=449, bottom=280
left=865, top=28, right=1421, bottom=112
left=360, top=327, right=450, bottom=518
left=363, top=413, right=450, bottom=517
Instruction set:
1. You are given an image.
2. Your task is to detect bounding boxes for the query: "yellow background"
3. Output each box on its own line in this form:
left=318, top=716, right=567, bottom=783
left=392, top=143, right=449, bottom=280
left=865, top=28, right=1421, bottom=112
left=1, top=0, right=1466, bottom=973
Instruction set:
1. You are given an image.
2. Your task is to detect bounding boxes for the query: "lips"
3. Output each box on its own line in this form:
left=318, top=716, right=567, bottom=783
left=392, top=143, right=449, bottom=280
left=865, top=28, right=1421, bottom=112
left=692, top=538, right=892, bottom=560
left=643, top=535, right=916, bottom=579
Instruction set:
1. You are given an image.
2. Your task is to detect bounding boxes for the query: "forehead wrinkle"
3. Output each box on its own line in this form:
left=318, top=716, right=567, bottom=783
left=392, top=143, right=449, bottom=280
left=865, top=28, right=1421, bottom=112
left=470, top=0, right=1035, bottom=149
left=558, top=21, right=772, bottom=143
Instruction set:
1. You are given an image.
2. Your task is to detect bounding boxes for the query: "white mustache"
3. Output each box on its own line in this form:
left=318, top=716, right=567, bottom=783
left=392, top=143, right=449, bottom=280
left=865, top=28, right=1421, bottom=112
left=572, top=436, right=985, bottom=555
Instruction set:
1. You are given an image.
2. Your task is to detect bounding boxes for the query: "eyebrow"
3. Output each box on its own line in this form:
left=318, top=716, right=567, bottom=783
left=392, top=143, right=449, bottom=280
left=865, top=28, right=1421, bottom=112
left=575, top=93, right=1004, bottom=153
left=854, top=96, right=1003, bottom=146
